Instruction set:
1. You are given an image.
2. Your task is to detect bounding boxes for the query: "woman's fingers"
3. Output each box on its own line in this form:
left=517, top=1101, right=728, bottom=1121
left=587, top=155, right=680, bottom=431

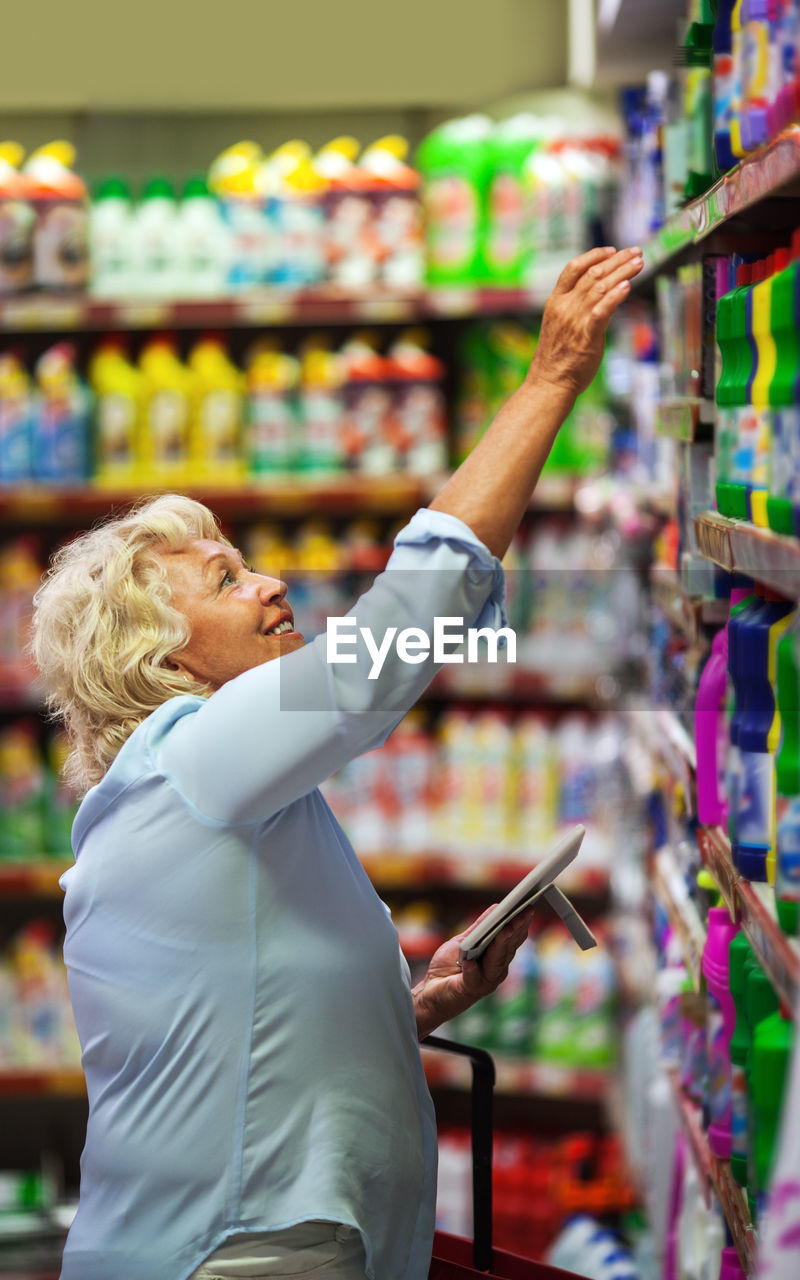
left=552, top=245, right=616, bottom=294
left=575, top=246, right=643, bottom=297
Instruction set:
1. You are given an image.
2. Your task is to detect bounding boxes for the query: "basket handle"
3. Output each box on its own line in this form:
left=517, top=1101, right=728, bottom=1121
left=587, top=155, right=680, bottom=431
left=423, top=1034, right=495, bottom=1272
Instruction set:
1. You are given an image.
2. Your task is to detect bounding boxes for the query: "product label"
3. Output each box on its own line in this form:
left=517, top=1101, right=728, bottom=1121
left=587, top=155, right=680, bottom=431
left=486, top=173, right=525, bottom=269
left=300, top=389, right=344, bottom=469
left=737, top=748, right=773, bottom=851
left=424, top=176, right=479, bottom=270
left=197, top=389, right=240, bottom=466
left=714, top=53, right=736, bottom=132
left=34, top=199, right=89, bottom=291
left=0, top=396, right=32, bottom=482
left=96, top=392, right=137, bottom=476
left=248, top=393, right=295, bottom=472
left=777, top=795, right=800, bottom=902
left=147, top=390, right=189, bottom=470
left=730, top=406, right=757, bottom=483
left=744, top=20, right=769, bottom=101
left=706, top=990, right=731, bottom=1125
left=770, top=406, right=797, bottom=500
left=730, top=1060, right=748, bottom=1159
left=0, top=199, right=35, bottom=293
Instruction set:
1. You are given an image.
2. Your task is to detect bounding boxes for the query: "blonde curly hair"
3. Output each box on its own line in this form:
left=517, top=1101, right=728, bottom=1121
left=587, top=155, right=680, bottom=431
left=32, top=493, right=231, bottom=794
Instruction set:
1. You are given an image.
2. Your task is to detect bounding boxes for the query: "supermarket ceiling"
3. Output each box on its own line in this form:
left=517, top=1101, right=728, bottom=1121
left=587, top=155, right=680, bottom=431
left=3, top=0, right=567, bottom=112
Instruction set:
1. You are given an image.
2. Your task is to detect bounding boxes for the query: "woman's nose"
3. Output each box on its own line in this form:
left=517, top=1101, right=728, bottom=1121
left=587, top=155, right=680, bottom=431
left=256, top=575, right=287, bottom=604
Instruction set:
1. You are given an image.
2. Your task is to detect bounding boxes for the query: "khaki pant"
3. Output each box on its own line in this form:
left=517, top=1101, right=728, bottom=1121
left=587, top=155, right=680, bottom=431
left=190, top=1221, right=367, bottom=1280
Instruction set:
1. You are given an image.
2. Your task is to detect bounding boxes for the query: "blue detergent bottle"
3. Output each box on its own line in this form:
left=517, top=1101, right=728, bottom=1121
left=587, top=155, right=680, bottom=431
left=713, top=0, right=739, bottom=171
left=726, top=580, right=759, bottom=854
left=733, top=587, right=795, bottom=880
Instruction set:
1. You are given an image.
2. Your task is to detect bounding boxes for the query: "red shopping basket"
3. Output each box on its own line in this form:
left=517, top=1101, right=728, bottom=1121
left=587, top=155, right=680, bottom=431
left=425, top=1035, right=588, bottom=1280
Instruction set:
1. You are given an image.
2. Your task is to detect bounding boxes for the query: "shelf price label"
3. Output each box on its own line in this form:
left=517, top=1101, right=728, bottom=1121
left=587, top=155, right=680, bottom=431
left=698, top=826, right=740, bottom=921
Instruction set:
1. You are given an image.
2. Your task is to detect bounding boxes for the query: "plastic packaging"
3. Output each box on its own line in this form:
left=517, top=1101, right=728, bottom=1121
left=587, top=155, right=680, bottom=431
left=89, top=175, right=135, bottom=298
left=702, top=907, right=740, bottom=1157
left=22, top=141, right=89, bottom=292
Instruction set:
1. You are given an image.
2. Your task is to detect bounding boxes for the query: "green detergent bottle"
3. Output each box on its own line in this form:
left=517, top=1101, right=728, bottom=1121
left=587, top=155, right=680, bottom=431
left=727, top=261, right=758, bottom=520
left=742, top=960, right=780, bottom=1205
left=749, top=252, right=778, bottom=527
left=729, top=932, right=755, bottom=1186
left=751, top=1008, right=794, bottom=1223
left=684, top=1, right=716, bottom=198
left=775, top=613, right=800, bottom=933
left=482, top=115, right=540, bottom=287
left=767, top=241, right=800, bottom=535
left=716, top=258, right=741, bottom=515
left=416, top=115, right=492, bottom=287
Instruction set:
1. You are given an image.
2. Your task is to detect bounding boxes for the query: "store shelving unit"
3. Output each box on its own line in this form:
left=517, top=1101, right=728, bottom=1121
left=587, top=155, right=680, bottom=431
left=652, top=846, right=706, bottom=988
left=695, top=512, right=800, bottom=599
left=666, top=1067, right=758, bottom=1276
left=640, top=126, right=800, bottom=281
left=650, top=567, right=729, bottom=644
left=0, top=284, right=547, bottom=336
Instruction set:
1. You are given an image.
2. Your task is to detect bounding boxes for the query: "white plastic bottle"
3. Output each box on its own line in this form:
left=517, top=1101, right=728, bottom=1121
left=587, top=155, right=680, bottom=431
left=175, top=175, right=229, bottom=297
left=89, top=175, right=135, bottom=297
left=133, top=175, right=180, bottom=298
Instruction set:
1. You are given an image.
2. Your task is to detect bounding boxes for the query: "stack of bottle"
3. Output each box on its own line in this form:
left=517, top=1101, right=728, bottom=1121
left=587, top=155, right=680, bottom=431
left=416, top=116, right=619, bottom=292
left=438, top=1136, right=636, bottom=1263
left=694, top=572, right=800, bottom=918
left=441, top=923, right=617, bottom=1070
left=0, top=722, right=78, bottom=861
left=0, top=328, right=448, bottom=487
left=321, top=707, right=627, bottom=870
left=657, top=907, right=795, bottom=1237
left=0, top=919, right=82, bottom=1070
left=714, top=234, right=800, bottom=536
left=617, top=1, right=800, bottom=244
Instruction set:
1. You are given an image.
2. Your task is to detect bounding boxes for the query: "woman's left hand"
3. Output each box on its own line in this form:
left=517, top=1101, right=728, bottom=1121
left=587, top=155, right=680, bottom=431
left=411, top=902, right=537, bottom=1041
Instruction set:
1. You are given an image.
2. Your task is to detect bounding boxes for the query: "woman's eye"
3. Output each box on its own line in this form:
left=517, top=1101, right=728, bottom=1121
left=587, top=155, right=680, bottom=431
left=220, top=568, right=237, bottom=588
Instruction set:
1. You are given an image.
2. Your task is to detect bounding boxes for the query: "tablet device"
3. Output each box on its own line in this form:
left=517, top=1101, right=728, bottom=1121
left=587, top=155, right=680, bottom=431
left=458, top=824, right=597, bottom=961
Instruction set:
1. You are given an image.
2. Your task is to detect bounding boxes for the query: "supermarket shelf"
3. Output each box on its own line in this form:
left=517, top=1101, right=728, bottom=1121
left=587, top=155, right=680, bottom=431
left=0, top=862, right=70, bottom=898
left=650, top=567, right=729, bottom=643
left=0, top=1068, right=84, bottom=1098
left=698, top=825, right=800, bottom=1013
left=655, top=397, right=716, bottom=442
left=359, top=852, right=609, bottom=898
left=641, top=126, right=800, bottom=280
left=0, top=475, right=436, bottom=526
left=422, top=1046, right=612, bottom=1103
left=652, top=846, right=707, bottom=988
left=667, top=1067, right=758, bottom=1275
left=426, top=666, right=614, bottom=706
left=628, top=699, right=697, bottom=814
left=0, top=284, right=547, bottom=335
left=695, top=511, right=800, bottom=597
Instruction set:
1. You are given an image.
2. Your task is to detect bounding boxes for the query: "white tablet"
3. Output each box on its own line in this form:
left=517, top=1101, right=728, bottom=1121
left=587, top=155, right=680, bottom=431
left=458, top=824, right=597, bottom=961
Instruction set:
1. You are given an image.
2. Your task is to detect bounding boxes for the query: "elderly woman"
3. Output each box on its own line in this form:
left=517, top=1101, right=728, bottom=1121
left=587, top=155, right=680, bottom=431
left=33, top=247, right=641, bottom=1280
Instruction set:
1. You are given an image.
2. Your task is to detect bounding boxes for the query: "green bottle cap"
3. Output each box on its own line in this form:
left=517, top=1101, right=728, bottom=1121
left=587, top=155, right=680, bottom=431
left=141, top=175, right=175, bottom=200
left=94, top=174, right=131, bottom=201
left=182, top=174, right=210, bottom=199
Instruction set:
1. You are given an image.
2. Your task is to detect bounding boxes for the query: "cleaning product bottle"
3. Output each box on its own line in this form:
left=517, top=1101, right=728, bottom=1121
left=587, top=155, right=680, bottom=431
left=43, top=730, right=77, bottom=859
left=31, top=342, right=91, bottom=484
left=724, top=262, right=757, bottom=520
left=696, top=622, right=731, bottom=827
left=482, top=115, right=540, bottom=287
left=297, top=336, right=345, bottom=474
left=729, top=932, right=755, bottom=1186
left=388, top=329, right=448, bottom=476
left=730, top=0, right=750, bottom=157
left=22, top=141, right=89, bottom=292
left=684, top=2, right=716, bottom=198
left=89, top=175, right=135, bottom=298
left=0, top=351, right=34, bottom=484
left=751, top=1007, right=794, bottom=1221
left=244, top=340, right=299, bottom=479
left=741, top=0, right=772, bottom=148
left=0, top=721, right=47, bottom=860
left=314, top=137, right=375, bottom=289
left=714, top=0, right=741, bottom=170
left=175, top=175, right=229, bottom=298
left=715, top=258, right=743, bottom=516
left=766, top=238, right=800, bottom=535
left=88, top=337, right=142, bottom=487
left=742, top=960, right=780, bottom=1204
left=138, top=334, right=193, bottom=485
left=416, top=115, right=492, bottom=286
left=0, top=142, right=35, bottom=295
left=359, top=135, right=424, bottom=289
left=775, top=0, right=800, bottom=129
left=187, top=336, right=244, bottom=485
left=726, top=582, right=760, bottom=856
left=208, top=140, right=267, bottom=291
left=749, top=252, right=778, bottom=527
left=767, top=600, right=798, bottom=888
left=702, top=908, right=740, bottom=1157
left=775, top=611, right=800, bottom=931
left=134, top=175, right=180, bottom=298
left=732, top=588, right=794, bottom=879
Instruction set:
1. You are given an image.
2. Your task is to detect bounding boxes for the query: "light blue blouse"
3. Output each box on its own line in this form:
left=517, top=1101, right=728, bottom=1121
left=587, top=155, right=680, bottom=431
left=58, top=508, right=506, bottom=1280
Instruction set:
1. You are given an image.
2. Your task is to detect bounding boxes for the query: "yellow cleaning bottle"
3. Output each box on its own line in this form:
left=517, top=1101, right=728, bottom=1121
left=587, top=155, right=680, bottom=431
left=138, top=335, right=193, bottom=487
left=88, top=338, right=142, bottom=489
left=187, top=336, right=245, bottom=486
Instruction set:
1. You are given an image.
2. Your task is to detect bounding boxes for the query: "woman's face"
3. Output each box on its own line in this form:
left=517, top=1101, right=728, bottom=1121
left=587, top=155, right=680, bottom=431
left=158, top=537, right=305, bottom=691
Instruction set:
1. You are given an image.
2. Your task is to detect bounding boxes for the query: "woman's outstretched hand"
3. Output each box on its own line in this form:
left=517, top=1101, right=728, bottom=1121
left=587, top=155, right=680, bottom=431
left=528, top=245, right=644, bottom=400
left=411, top=901, right=538, bottom=1041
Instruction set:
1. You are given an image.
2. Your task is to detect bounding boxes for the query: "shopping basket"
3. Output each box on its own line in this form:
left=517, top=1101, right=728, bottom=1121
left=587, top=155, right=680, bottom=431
left=425, top=1035, right=587, bottom=1280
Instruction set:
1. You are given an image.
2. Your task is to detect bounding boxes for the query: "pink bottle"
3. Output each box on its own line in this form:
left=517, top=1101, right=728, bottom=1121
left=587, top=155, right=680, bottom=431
left=695, top=577, right=754, bottom=828
left=718, top=1244, right=746, bottom=1280
left=703, top=908, right=740, bottom=1158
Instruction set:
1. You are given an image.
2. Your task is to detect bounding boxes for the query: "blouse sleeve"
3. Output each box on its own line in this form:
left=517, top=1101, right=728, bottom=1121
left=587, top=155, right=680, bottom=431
left=150, top=508, right=507, bottom=826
